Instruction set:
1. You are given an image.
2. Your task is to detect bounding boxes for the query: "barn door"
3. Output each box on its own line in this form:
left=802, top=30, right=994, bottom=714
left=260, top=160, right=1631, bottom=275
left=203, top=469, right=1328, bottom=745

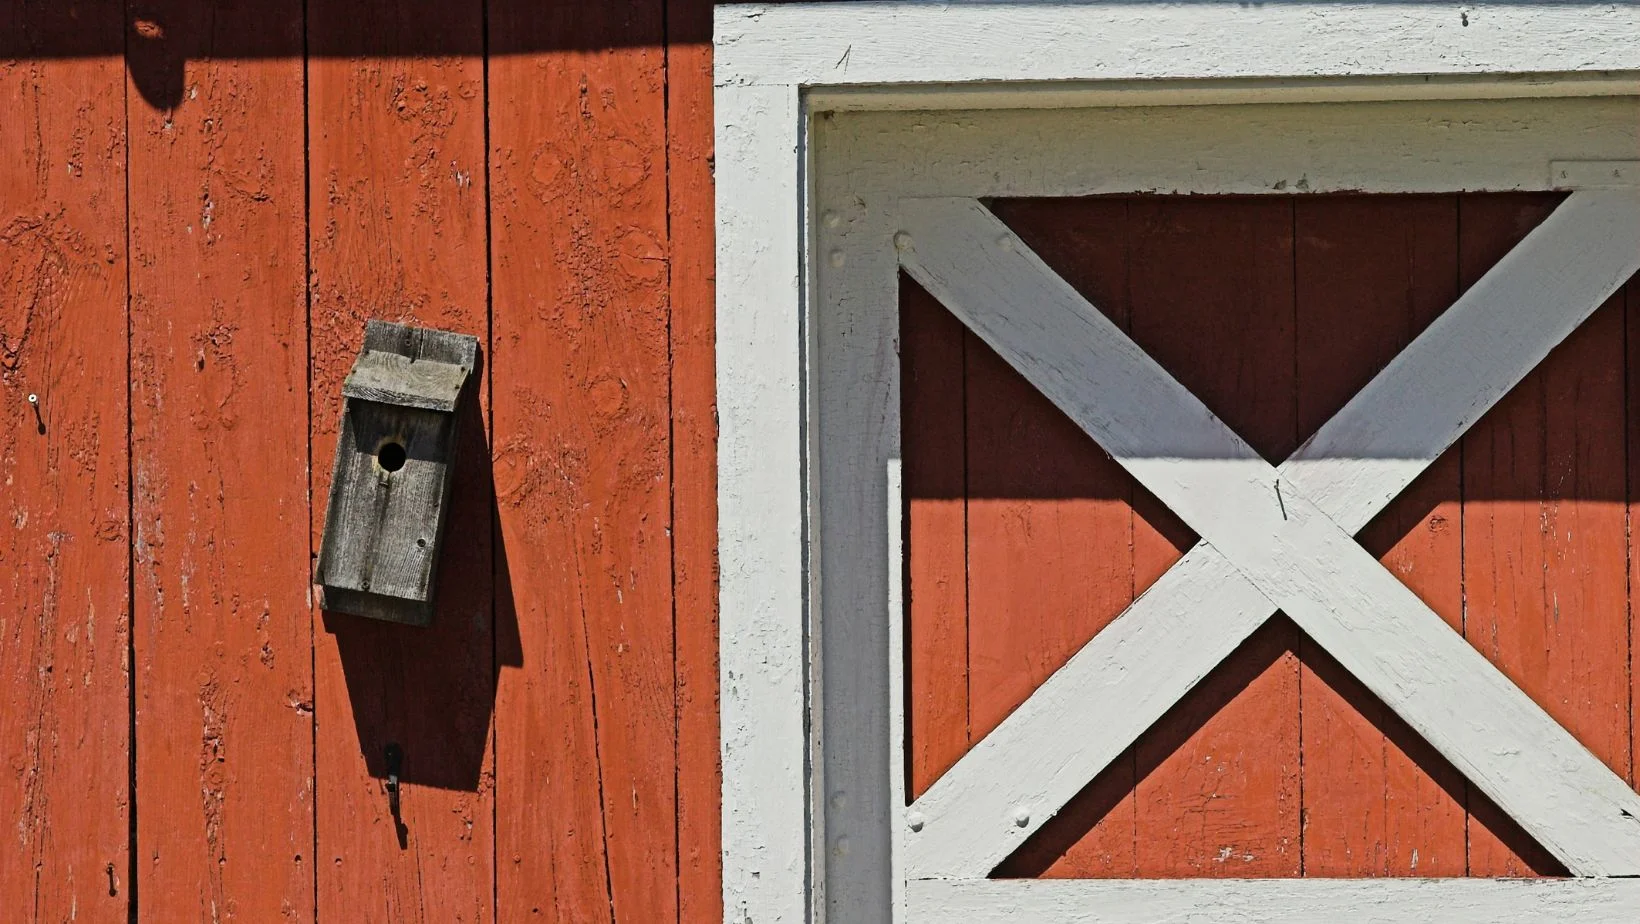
left=893, top=189, right=1640, bottom=917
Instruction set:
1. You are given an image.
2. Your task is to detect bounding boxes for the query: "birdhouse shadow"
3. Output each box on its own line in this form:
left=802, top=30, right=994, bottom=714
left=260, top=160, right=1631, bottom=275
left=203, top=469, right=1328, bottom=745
left=322, top=346, right=521, bottom=793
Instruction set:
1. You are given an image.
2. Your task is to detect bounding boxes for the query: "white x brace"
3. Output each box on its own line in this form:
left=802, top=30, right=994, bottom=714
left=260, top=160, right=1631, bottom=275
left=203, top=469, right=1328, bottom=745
left=896, top=193, right=1640, bottom=879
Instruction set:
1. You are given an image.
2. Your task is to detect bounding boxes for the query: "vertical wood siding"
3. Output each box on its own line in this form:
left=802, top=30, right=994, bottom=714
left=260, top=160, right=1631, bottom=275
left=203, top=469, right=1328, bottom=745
left=128, top=1, right=312, bottom=919
left=1, top=3, right=130, bottom=920
left=488, top=3, right=675, bottom=920
left=0, top=1, right=717, bottom=920
left=1291, top=196, right=1467, bottom=878
left=10, top=3, right=1640, bottom=919
left=307, top=0, right=494, bottom=918
left=902, top=193, right=1640, bottom=879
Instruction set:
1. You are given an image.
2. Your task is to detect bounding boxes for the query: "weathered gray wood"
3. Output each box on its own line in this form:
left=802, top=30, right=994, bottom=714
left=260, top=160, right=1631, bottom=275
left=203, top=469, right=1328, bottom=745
left=343, top=350, right=470, bottom=412
left=361, top=318, right=479, bottom=367
left=316, top=321, right=479, bottom=626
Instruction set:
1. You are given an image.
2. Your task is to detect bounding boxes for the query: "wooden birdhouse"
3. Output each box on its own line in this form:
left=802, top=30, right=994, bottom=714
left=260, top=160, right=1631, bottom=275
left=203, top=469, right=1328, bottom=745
left=315, top=320, right=479, bottom=626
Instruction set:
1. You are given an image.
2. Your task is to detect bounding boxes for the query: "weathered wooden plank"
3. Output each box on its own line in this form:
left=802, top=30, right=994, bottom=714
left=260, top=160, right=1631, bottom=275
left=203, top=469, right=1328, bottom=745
left=1293, top=195, right=1467, bottom=876
left=342, top=349, right=471, bottom=413
left=317, top=324, right=478, bottom=626
left=714, top=2, right=1640, bottom=90
left=489, top=3, right=677, bottom=920
left=1460, top=193, right=1626, bottom=877
left=899, top=194, right=1640, bottom=877
left=908, top=878, right=1640, bottom=923
left=979, top=198, right=1142, bottom=877
left=317, top=401, right=457, bottom=625
left=307, top=0, right=493, bottom=918
left=666, top=0, right=723, bottom=915
left=1122, top=197, right=1302, bottom=878
left=0, top=3, right=130, bottom=918
left=123, top=1, right=313, bottom=919
left=900, top=277, right=971, bottom=804
left=713, top=74, right=809, bottom=924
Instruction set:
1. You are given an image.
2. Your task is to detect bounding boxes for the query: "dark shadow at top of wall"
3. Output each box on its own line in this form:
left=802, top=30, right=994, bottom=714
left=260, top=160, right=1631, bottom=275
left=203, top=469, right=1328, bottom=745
left=4, top=0, right=719, bottom=109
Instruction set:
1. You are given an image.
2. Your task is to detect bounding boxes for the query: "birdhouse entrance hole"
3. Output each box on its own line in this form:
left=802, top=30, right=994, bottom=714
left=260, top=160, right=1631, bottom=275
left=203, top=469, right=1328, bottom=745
left=377, top=439, right=408, bottom=473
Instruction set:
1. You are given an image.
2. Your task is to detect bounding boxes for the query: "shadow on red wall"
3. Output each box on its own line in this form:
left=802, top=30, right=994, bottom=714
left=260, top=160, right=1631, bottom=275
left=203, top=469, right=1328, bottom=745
left=7, top=0, right=702, bottom=110
left=321, top=346, right=521, bottom=806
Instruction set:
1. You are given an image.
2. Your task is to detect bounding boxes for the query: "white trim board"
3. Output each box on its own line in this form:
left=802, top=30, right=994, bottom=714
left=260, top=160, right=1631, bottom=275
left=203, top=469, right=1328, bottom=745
left=717, top=2, right=1640, bottom=90
left=714, top=4, right=1640, bottom=922
left=907, top=879, right=1640, bottom=923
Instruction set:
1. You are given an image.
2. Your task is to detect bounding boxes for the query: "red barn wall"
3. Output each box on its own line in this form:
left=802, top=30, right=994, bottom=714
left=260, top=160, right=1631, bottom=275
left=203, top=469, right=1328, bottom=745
left=1, top=1, right=720, bottom=920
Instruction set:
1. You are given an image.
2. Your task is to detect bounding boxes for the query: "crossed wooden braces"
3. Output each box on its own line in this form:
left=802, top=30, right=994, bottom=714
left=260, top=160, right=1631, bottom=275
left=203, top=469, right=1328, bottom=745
left=896, top=193, right=1640, bottom=880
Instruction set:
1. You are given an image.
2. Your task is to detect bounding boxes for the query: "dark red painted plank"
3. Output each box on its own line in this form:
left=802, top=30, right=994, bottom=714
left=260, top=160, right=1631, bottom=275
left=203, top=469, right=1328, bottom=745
left=1125, top=197, right=1301, bottom=877
left=0, top=2, right=131, bottom=918
left=901, top=277, right=971, bottom=803
left=307, top=0, right=495, bottom=918
left=1629, top=272, right=1640, bottom=796
left=1461, top=193, right=1621, bottom=877
left=979, top=199, right=1141, bottom=877
left=489, top=3, right=678, bottom=920
left=1293, top=195, right=1467, bottom=877
left=126, top=2, right=314, bottom=918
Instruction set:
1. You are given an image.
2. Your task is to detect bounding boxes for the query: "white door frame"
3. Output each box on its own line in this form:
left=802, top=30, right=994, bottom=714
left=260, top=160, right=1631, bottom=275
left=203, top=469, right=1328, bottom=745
left=714, top=4, right=1640, bottom=922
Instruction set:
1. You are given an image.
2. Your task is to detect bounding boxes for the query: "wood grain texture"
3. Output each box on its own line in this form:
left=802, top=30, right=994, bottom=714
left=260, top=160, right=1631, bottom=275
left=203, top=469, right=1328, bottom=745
left=317, top=324, right=478, bottom=625
left=980, top=198, right=1145, bottom=878
left=1293, top=196, right=1467, bottom=877
left=0, top=2, right=130, bottom=918
left=1459, top=192, right=1623, bottom=878
left=711, top=79, right=808, bottom=924
left=308, top=0, right=494, bottom=918
left=488, top=3, right=677, bottom=920
left=1124, top=197, right=1302, bottom=878
left=665, top=1, right=722, bottom=917
left=124, top=1, right=313, bottom=919
left=900, top=193, right=1640, bottom=879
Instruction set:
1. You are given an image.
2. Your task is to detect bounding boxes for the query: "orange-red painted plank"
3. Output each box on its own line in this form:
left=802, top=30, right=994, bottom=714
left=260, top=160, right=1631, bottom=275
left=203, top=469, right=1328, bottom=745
left=1293, top=196, right=1467, bottom=877
left=901, top=277, right=971, bottom=803
left=488, top=4, right=678, bottom=920
left=1125, top=197, right=1302, bottom=877
left=979, top=198, right=1140, bottom=877
left=126, top=3, right=314, bottom=919
left=667, top=0, right=723, bottom=916
left=0, top=3, right=131, bottom=918
left=307, top=2, right=494, bottom=919
left=1629, top=272, right=1640, bottom=798
left=1461, top=193, right=1621, bottom=877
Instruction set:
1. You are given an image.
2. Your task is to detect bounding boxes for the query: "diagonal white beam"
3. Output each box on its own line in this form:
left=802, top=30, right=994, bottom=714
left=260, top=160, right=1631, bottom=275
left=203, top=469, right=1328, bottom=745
left=900, top=190, right=1640, bottom=882
left=898, top=193, right=1640, bottom=878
